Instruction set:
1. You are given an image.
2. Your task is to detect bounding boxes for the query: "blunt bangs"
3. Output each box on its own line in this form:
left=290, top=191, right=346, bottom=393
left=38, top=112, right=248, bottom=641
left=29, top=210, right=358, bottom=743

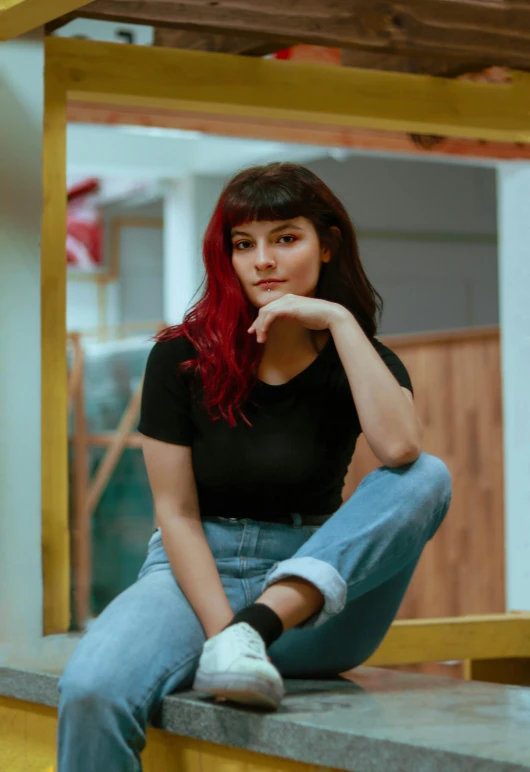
left=222, top=179, right=314, bottom=236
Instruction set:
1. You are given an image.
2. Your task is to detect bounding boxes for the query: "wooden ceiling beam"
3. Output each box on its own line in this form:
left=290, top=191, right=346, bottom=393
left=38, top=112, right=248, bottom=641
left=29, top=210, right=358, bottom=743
left=153, top=28, right=288, bottom=57
left=75, top=0, right=530, bottom=71
left=340, top=50, right=492, bottom=79
left=67, top=100, right=530, bottom=161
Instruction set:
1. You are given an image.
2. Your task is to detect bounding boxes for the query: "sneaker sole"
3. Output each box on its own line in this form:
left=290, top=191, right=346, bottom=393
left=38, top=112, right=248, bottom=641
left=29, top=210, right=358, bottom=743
left=193, top=671, right=284, bottom=710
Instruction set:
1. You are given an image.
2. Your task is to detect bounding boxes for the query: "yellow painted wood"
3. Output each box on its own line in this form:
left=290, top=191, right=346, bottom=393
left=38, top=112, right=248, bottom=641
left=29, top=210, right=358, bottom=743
left=41, top=64, right=70, bottom=635
left=45, top=36, right=530, bottom=143
left=0, top=0, right=88, bottom=42
left=0, top=697, right=57, bottom=772
left=0, top=697, right=341, bottom=772
left=366, top=613, right=530, bottom=666
left=465, top=657, right=530, bottom=687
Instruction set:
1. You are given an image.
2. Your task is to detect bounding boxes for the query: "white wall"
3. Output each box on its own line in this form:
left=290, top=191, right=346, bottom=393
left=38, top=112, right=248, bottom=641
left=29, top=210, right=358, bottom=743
left=67, top=281, right=100, bottom=331
left=497, top=164, right=530, bottom=611
left=0, top=32, right=46, bottom=661
left=306, top=155, right=498, bottom=335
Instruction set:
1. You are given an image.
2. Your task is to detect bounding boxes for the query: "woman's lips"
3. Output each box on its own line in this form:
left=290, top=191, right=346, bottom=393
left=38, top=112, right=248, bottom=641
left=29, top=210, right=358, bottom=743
left=257, top=280, right=284, bottom=288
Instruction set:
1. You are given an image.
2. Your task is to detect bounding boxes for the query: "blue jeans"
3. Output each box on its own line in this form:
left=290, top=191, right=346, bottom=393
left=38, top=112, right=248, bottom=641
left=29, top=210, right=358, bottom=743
left=57, top=452, right=451, bottom=771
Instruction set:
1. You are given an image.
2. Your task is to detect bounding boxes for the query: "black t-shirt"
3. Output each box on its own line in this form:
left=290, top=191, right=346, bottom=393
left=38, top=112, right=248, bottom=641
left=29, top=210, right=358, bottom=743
left=138, top=333, right=413, bottom=519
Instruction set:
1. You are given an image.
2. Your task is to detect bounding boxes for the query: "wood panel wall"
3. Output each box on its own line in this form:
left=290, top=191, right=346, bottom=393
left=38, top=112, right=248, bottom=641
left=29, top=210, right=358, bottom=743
left=349, top=326, right=505, bottom=619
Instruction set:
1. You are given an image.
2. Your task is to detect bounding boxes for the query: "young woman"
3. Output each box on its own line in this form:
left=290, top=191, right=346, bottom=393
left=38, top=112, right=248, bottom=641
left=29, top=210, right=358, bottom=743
left=58, top=162, right=452, bottom=771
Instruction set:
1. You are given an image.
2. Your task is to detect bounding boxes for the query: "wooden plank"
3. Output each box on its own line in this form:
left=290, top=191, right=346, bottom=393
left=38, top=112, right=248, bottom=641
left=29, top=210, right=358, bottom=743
left=381, top=325, right=499, bottom=350
left=67, top=100, right=530, bottom=161
left=71, top=338, right=91, bottom=628
left=66, top=332, right=83, bottom=413
left=81, top=432, right=143, bottom=448
left=154, top=27, right=288, bottom=57
left=45, top=37, right=530, bottom=143
left=348, top=329, right=505, bottom=623
left=86, top=382, right=144, bottom=516
left=0, top=0, right=90, bottom=41
left=77, top=0, right=530, bottom=71
left=366, top=614, right=530, bottom=666
left=41, top=65, right=70, bottom=635
left=341, top=49, right=486, bottom=78
left=465, top=658, right=530, bottom=687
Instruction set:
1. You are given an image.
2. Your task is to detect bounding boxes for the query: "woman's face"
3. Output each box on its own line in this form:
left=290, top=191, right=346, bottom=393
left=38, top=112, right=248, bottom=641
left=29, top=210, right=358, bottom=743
left=230, top=216, right=331, bottom=308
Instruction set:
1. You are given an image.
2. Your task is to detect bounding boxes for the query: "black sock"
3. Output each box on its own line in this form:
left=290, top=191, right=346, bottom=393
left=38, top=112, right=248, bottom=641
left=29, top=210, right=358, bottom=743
left=225, top=603, right=284, bottom=649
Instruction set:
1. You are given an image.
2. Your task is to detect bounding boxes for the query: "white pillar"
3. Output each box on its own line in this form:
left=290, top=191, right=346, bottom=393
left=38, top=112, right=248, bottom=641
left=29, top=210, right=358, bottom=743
left=0, top=32, right=45, bottom=658
left=162, top=177, right=201, bottom=326
left=162, top=175, right=225, bottom=326
left=497, top=164, right=530, bottom=611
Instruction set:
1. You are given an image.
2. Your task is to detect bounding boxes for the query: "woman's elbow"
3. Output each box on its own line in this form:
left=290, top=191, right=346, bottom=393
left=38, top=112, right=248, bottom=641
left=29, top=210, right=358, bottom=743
left=384, top=442, right=422, bottom=468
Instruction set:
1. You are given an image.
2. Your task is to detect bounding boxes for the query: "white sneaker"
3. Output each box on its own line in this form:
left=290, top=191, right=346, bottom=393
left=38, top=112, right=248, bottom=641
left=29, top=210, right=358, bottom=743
left=193, top=622, right=284, bottom=710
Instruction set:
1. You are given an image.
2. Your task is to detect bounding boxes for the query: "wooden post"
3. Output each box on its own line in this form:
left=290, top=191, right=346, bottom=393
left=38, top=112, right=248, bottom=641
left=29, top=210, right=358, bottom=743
left=70, top=335, right=91, bottom=628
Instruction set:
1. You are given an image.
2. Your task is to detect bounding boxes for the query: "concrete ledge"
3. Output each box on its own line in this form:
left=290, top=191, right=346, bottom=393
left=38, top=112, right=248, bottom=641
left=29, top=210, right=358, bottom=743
left=1, top=665, right=530, bottom=771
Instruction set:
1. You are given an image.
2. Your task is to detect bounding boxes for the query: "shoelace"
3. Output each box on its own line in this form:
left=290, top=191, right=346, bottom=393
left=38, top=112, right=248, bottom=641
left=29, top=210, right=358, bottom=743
left=231, top=624, right=265, bottom=659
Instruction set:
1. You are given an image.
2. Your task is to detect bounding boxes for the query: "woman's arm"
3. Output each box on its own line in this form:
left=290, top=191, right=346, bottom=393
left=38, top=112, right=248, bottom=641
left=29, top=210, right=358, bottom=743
left=329, top=310, right=423, bottom=468
left=142, top=435, right=234, bottom=639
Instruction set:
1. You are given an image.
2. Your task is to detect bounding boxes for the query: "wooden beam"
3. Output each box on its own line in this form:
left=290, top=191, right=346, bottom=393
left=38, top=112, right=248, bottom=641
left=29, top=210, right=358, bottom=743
left=77, top=0, right=530, bottom=71
left=67, top=101, right=530, bottom=161
left=465, top=658, right=530, bottom=687
left=0, top=0, right=89, bottom=42
left=41, top=62, right=70, bottom=635
left=341, top=49, right=490, bottom=79
left=366, top=613, right=530, bottom=666
left=46, top=37, right=530, bottom=143
left=154, top=28, right=288, bottom=57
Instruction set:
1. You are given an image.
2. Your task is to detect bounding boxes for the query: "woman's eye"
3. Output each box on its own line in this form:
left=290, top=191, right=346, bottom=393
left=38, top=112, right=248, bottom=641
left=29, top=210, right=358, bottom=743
left=278, top=235, right=295, bottom=244
left=234, top=241, right=252, bottom=250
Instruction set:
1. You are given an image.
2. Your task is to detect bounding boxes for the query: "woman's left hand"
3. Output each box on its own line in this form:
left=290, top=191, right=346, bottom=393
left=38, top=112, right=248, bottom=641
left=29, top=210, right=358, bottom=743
left=247, top=294, right=350, bottom=343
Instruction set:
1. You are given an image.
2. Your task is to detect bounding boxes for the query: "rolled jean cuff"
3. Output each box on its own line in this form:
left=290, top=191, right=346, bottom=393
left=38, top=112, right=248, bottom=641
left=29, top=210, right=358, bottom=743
left=263, top=557, right=347, bottom=629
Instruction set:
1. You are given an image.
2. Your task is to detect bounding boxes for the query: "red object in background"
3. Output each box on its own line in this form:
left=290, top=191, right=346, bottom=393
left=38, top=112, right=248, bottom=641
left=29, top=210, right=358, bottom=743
left=67, top=178, right=103, bottom=269
left=273, top=48, right=292, bottom=60
left=271, top=46, right=341, bottom=65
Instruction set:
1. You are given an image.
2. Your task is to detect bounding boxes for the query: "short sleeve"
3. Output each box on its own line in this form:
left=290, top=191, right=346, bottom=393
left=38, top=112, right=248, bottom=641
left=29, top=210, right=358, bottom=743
left=138, top=338, right=195, bottom=446
left=371, top=338, right=414, bottom=396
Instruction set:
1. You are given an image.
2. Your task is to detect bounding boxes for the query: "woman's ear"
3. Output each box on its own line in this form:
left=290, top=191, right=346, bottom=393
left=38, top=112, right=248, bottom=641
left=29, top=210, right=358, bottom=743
left=322, top=226, right=342, bottom=261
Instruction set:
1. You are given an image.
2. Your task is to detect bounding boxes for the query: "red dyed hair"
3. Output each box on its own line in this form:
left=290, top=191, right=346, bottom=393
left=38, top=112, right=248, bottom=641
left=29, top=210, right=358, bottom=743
left=156, top=162, right=383, bottom=428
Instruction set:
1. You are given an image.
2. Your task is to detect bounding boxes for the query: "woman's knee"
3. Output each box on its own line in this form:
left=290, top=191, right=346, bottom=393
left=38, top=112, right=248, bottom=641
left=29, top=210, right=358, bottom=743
left=409, top=452, right=452, bottom=536
left=417, top=452, right=452, bottom=502
left=417, top=451, right=451, bottom=485
left=396, top=452, right=451, bottom=501
left=59, top=663, right=127, bottom=722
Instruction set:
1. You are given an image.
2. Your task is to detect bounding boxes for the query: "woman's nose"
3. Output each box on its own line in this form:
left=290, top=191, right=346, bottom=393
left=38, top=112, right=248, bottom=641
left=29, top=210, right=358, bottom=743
left=255, top=243, right=275, bottom=266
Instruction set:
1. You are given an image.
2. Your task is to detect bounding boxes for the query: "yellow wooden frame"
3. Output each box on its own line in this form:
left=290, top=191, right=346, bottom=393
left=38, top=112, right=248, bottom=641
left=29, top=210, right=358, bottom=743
left=42, top=35, right=530, bottom=635
left=0, top=0, right=88, bottom=42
